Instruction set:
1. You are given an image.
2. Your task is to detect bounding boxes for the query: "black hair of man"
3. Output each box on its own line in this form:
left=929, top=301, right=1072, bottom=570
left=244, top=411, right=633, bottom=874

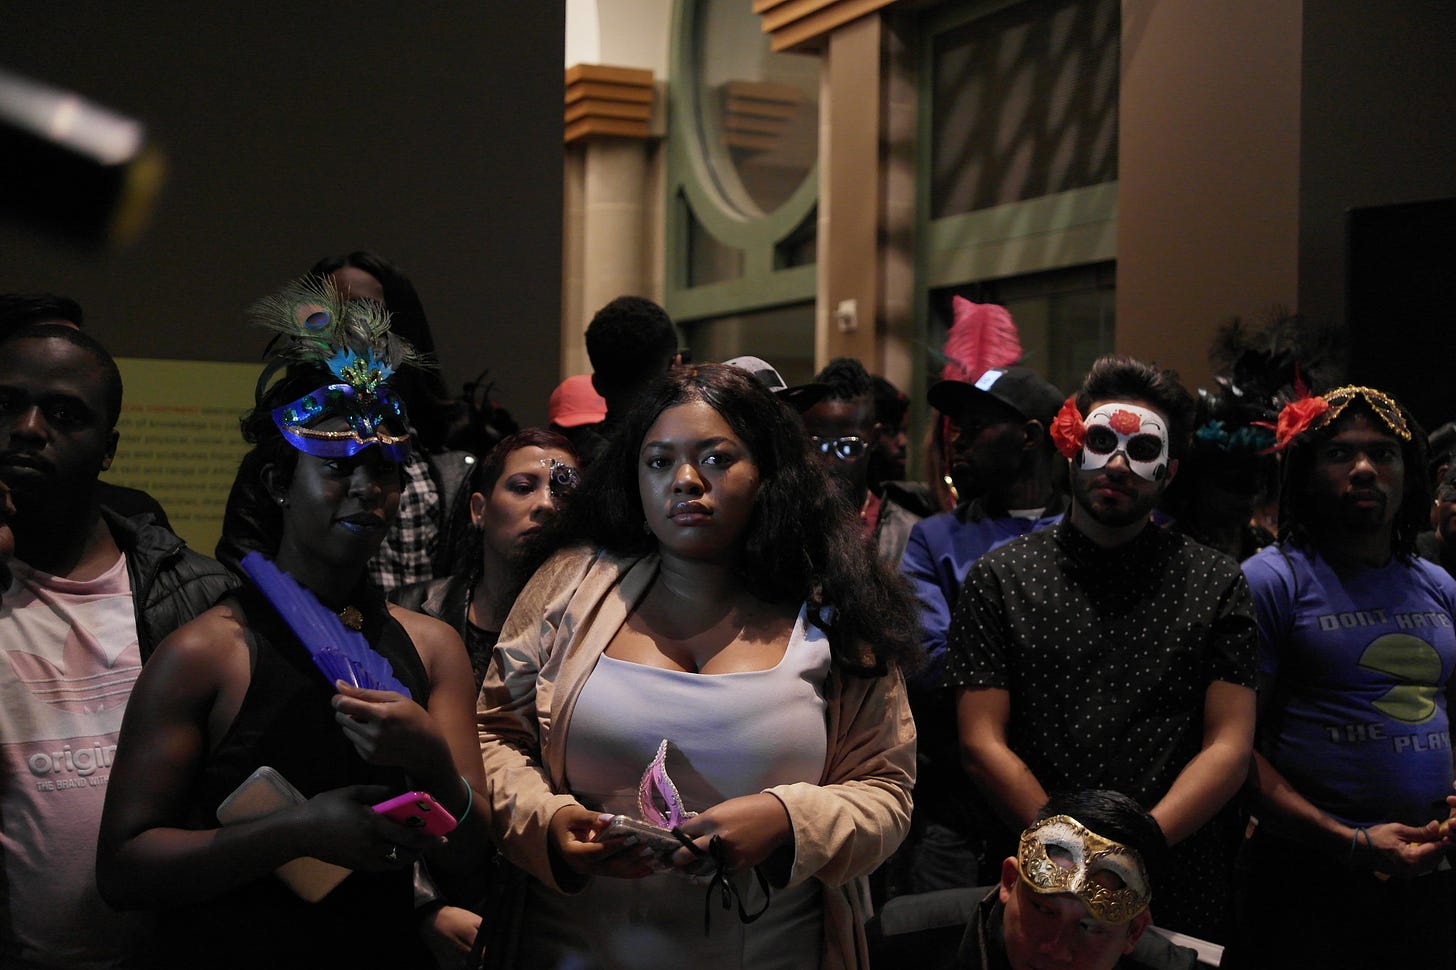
left=1035, top=789, right=1169, bottom=892
left=1276, top=392, right=1429, bottom=561
left=0, top=292, right=84, bottom=334
left=871, top=375, right=909, bottom=429
left=1427, top=420, right=1456, bottom=481
left=814, top=357, right=874, bottom=403
left=0, top=323, right=123, bottom=429
left=584, top=296, right=679, bottom=398
left=1073, top=354, right=1196, bottom=462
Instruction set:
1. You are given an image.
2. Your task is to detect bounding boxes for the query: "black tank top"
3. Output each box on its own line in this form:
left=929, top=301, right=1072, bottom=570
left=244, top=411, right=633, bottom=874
left=151, top=581, right=434, bottom=968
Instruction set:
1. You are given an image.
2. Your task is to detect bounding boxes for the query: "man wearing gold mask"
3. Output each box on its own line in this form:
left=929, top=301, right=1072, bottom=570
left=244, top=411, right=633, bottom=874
left=973, top=790, right=1191, bottom=970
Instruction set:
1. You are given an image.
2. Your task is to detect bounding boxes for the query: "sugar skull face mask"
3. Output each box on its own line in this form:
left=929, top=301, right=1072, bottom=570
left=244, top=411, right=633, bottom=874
left=1079, top=402, right=1170, bottom=482
left=1018, top=814, right=1151, bottom=926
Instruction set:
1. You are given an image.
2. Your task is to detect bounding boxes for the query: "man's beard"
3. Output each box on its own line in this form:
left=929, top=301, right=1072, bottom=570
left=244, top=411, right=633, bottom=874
left=1073, top=476, right=1156, bottom=529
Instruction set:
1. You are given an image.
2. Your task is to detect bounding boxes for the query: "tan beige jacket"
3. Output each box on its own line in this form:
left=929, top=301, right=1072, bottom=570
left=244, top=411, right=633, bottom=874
left=478, top=546, right=916, bottom=969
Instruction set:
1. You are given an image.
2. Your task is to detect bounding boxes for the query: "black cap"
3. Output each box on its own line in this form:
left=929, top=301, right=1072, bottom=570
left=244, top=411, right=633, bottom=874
left=928, top=366, right=1063, bottom=425
left=723, top=355, right=829, bottom=413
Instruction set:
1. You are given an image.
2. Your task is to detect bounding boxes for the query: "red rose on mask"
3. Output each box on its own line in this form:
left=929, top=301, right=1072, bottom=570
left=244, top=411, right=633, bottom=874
left=1108, top=410, right=1143, bottom=435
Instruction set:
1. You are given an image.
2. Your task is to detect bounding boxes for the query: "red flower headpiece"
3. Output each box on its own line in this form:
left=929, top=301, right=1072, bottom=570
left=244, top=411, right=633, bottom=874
left=1050, top=397, right=1086, bottom=460
left=1258, top=384, right=1409, bottom=452
left=1263, top=396, right=1330, bottom=451
left=1255, top=368, right=1325, bottom=452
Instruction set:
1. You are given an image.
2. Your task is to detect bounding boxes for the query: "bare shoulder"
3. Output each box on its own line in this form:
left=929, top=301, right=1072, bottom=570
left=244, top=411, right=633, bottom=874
left=146, top=598, right=251, bottom=689
left=387, top=602, right=474, bottom=702
left=388, top=602, right=465, bottom=657
left=156, top=598, right=247, bottom=651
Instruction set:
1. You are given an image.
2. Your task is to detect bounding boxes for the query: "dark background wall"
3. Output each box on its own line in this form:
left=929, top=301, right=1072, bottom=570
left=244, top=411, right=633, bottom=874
left=1300, top=1, right=1456, bottom=429
left=1299, top=1, right=1456, bottom=335
left=1, top=3, right=564, bottom=425
left=1116, top=1, right=1302, bottom=392
left=1119, top=1, right=1456, bottom=411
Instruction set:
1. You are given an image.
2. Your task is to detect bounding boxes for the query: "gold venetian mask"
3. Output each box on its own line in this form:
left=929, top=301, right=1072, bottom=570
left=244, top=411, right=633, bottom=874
left=1017, top=814, right=1151, bottom=925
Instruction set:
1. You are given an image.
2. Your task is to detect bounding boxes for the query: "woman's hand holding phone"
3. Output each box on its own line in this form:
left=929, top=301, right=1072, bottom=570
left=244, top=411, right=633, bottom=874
left=294, top=785, right=441, bottom=871
left=546, top=805, right=657, bottom=880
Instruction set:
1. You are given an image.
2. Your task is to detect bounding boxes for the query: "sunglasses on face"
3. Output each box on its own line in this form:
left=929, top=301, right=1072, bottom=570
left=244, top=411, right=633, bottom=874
left=809, top=435, right=868, bottom=461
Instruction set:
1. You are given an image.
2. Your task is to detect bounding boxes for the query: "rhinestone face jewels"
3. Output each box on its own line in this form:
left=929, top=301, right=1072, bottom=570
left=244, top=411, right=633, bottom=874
left=1313, top=386, right=1411, bottom=442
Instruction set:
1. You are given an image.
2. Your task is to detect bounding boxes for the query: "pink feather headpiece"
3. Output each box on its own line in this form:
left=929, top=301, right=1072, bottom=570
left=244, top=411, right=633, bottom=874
left=941, top=296, right=1022, bottom=384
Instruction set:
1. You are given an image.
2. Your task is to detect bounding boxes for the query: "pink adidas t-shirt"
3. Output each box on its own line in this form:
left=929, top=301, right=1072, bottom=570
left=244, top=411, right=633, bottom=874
left=0, top=553, right=152, bottom=968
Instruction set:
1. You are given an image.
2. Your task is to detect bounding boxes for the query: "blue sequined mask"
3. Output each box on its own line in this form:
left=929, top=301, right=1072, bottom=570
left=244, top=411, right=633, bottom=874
left=270, top=383, right=411, bottom=460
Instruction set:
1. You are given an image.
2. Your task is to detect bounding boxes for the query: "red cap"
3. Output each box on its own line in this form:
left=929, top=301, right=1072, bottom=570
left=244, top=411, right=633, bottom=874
left=549, top=374, right=608, bottom=428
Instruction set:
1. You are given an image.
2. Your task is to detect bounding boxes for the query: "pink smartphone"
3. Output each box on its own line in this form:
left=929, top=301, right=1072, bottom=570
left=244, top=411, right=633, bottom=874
left=371, top=791, right=458, bottom=836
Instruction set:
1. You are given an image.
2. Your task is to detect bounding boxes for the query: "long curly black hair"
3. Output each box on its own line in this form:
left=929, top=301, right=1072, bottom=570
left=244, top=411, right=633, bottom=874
left=535, top=363, right=920, bottom=675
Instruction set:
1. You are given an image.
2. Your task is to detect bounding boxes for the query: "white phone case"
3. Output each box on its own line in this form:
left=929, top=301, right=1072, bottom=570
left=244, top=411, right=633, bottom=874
left=216, top=766, right=351, bottom=902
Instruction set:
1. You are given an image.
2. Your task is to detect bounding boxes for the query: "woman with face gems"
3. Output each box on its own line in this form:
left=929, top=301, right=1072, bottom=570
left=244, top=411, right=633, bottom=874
left=95, top=281, right=487, bottom=969
left=392, top=428, right=582, bottom=693
left=478, top=363, right=919, bottom=970
left=386, top=430, right=581, bottom=964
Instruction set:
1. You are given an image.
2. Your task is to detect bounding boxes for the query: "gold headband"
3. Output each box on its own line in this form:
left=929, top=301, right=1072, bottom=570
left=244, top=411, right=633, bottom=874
left=1018, top=815, right=1151, bottom=925
left=1312, top=386, right=1411, bottom=441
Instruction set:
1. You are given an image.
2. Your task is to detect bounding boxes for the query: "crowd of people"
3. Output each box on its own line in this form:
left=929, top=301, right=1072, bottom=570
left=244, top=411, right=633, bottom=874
left=2, top=267, right=1454, bottom=970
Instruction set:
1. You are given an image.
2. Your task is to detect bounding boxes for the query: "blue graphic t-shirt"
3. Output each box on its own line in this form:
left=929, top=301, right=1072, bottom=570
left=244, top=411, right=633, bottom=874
left=1243, top=544, right=1456, bottom=827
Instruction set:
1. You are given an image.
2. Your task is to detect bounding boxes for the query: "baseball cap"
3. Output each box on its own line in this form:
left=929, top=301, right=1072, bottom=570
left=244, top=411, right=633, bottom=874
left=548, top=374, right=608, bottom=428
left=723, top=355, right=829, bottom=413
left=928, top=366, right=1063, bottom=426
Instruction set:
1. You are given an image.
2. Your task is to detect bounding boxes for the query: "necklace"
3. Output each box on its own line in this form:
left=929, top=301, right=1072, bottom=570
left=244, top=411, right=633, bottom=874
left=337, top=605, right=364, bottom=631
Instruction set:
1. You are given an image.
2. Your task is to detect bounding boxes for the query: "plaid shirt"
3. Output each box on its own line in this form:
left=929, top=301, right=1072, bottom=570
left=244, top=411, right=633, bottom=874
left=368, top=451, right=440, bottom=593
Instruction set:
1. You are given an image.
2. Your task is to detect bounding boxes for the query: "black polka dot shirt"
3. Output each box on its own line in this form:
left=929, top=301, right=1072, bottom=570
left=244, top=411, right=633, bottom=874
left=943, top=520, right=1257, bottom=806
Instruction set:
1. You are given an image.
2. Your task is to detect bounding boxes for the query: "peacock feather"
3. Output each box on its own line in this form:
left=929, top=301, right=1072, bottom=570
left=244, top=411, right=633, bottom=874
left=248, top=275, right=430, bottom=395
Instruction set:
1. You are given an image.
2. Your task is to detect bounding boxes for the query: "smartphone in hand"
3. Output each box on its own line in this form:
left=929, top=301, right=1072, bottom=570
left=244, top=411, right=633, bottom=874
left=598, top=815, right=684, bottom=858
left=372, top=791, right=458, bottom=837
left=217, top=766, right=351, bottom=901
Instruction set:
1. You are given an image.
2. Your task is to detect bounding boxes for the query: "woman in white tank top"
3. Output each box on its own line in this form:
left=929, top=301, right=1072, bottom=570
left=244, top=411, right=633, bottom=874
left=479, top=363, right=922, bottom=969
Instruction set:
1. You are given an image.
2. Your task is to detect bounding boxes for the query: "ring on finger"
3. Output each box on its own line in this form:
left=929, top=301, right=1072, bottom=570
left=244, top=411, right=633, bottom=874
left=385, top=844, right=399, bottom=863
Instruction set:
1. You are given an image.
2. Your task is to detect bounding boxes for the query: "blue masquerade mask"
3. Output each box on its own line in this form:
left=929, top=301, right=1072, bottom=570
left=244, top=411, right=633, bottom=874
left=250, top=276, right=429, bottom=462
left=270, top=383, right=412, bottom=460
